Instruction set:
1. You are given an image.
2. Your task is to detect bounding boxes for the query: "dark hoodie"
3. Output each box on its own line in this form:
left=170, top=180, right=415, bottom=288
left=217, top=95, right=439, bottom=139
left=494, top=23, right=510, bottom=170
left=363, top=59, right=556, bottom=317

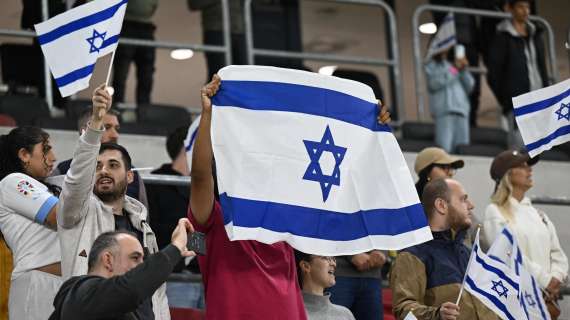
left=49, top=245, right=181, bottom=320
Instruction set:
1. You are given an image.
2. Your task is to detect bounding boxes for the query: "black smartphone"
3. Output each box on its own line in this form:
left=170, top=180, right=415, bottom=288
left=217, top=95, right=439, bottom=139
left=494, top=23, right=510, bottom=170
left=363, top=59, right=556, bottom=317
left=187, top=231, right=206, bottom=255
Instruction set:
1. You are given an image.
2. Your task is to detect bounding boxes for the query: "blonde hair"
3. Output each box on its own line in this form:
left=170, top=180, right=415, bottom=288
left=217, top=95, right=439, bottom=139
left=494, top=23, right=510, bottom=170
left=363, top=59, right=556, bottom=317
left=491, top=170, right=515, bottom=223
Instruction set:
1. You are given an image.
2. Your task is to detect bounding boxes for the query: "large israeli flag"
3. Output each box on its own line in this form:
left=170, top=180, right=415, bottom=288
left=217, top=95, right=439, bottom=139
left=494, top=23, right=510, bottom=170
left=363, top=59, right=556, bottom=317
left=512, top=78, right=570, bottom=157
left=426, top=13, right=456, bottom=59
left=488, top=227, right=551, bottom=320
left=464, top=232, right=526, bottom=320
left=34, top=0, right=127, bottom=97
left=211, top=65, right=432, bottom=255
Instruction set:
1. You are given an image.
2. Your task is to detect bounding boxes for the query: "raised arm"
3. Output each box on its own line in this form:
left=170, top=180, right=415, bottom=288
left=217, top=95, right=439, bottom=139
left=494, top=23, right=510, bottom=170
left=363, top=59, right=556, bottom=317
left=57, top=84, right=112, bottom=228
left=190, top=75, right=221, bottom=226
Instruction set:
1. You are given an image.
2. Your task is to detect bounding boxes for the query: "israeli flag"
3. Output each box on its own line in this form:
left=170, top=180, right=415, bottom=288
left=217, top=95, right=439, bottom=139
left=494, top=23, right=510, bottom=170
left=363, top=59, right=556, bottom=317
left=512, top=78, right=570, bottom=157
left=185, top=115, right=201, bottom=173
left=211, top=65, right=432, bottom=255
left=34, top=0, right=127, bottom=97
left=488, top=227, right=551, bottom=320
left=464, top=231, right=526, bottom=320
left=426, top=13, right=456, bottom=59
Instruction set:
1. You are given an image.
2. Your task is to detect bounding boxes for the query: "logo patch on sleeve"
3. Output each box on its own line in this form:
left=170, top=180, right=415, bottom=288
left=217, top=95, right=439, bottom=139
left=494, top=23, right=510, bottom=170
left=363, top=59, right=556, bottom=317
left=16, top=180, right=35, bottom=197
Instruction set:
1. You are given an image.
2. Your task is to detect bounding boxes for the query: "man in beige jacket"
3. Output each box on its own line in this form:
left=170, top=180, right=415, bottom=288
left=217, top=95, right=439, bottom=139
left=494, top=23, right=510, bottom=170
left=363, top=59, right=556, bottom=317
left=57, top=84, right=170, bottom=320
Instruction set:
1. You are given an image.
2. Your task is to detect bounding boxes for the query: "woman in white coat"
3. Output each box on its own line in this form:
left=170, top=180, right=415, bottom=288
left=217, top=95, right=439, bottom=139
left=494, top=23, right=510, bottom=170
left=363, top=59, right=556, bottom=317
left=483, top=149, right=568, bottom=309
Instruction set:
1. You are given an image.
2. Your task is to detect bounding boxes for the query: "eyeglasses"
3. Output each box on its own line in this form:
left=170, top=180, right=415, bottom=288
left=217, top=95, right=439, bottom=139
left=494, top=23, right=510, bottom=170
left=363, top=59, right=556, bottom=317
left=314, top=256, right=336, bottom=263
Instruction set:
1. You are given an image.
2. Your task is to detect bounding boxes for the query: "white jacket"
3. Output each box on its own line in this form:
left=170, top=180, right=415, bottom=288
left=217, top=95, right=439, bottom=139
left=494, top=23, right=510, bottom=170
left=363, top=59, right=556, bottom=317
left=57, top=127, right=170, bottom=320
left=483, top=197, right=568, bottom=288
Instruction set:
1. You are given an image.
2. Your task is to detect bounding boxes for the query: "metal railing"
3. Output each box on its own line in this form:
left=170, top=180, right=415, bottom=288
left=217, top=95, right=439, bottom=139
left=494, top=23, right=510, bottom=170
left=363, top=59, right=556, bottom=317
left=567, top=27, right=570, bottom=67
left=412, top=5, right=559, bottom=120
left=243, top=0, right=405, bottom=120
left=531, top=196, right=570, bottom=206
left=0, top=0, right=232, bottom=114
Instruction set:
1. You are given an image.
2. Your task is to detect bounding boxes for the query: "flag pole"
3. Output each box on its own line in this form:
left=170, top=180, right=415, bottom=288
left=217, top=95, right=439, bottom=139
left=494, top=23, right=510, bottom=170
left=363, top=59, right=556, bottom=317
left=455, top=227, right=481, bottom=305
left=100, top=49, right=116, bottom=118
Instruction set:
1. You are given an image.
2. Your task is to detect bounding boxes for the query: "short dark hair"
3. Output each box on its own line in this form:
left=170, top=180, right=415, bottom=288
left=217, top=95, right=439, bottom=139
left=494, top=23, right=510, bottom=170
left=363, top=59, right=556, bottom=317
left=294, top=250, right=313, bottom=289
left=421, top=178, right=451, bottom=218
left=77, top=108, right=120, bottom=131
left=166, top=126, right=189, bottom=160
left=87, top=231, right=137, bottom=272
left=99, top=142, right=132, bottom=170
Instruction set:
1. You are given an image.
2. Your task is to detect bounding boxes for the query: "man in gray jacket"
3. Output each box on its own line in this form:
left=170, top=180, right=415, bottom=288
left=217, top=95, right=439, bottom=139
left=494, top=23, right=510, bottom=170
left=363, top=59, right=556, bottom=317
left=57, top=84, right=170, bottom=320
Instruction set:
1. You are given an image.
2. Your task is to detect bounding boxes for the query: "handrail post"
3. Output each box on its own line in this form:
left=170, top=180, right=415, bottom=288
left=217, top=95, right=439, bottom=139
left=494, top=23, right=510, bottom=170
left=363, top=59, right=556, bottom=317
left=244, top=0, right=405, bottom=120
left=41, top=0, right=55, bottom=114
left=412, top=4, right=558, bottom=121
left=221, top=0, right=232, bottom=66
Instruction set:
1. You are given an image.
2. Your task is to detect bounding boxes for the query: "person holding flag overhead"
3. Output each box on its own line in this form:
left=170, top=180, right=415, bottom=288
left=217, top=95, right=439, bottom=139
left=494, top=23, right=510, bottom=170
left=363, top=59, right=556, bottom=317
left=483, top=149, right=568, bottom=318
left=390, top=178, right=498, bottom=320
left=188, top=68, right=397, bottom=319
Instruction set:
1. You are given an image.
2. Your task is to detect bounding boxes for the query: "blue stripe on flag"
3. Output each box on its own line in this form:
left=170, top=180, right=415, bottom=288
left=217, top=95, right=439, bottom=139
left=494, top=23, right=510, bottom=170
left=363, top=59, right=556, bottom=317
left=37, top=0, right=128, bottom=45
left=475, top=249, right=519, bottom=290
left=212, top=80, right=392, bottom=133
left=531, top=274, right=549, bottom=320
left=525, top=124, right=570, bottom=152
left=436, top=35, right=456, bottom=49
left=502, top=228, right=514, bottom=244
left=185, top=128, right=198, bottom=152
left=54, top=34, right=119, bottom=88
left=55, top=64, right=95, bottom=87
left=219, top=193, right=427, bottom=241
left=514, top=87, right=570, bottom=117
left=465, top=276, right=516, bottom=320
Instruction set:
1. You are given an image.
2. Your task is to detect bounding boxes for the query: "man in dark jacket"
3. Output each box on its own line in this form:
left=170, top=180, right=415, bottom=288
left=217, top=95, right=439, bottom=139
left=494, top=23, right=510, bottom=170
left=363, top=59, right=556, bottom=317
left=390, top=179, right=498, bottom=320
left=486, top=0, right=549, bottom=147
left=49, top=218, right=195, bottom=320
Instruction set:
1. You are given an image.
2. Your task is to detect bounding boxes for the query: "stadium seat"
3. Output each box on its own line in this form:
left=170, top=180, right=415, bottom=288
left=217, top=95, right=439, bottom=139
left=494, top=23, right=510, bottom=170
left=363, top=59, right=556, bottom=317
left=65, top=98, right=92, bottom=120
left=540, top=148, right=570, bottom=161
left=119, top=122, right=170, bottom=136
left=0, top=114, right=16, bottom=127
left=456, top=144, right=505, bottom=157
left=137, top=103, right=192, bottom=129
left=35, top=117, right=77, bottom=131
left=0, top=43, right=43, bottom=92
left=469, top=127, right=508, bottom=149
left=0, top=94, right=50, bottom=126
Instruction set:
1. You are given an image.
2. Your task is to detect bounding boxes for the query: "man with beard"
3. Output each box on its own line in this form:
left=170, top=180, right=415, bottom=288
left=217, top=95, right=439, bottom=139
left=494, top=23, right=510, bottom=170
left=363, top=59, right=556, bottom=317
left=389, top=179, right=498, bottom=320
left=57, top=84, right=170, bottom=320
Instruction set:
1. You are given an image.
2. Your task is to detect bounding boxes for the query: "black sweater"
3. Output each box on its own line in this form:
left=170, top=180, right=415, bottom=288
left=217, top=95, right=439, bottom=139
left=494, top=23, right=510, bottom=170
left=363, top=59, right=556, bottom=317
left=49, top=245, right=181, bottom=320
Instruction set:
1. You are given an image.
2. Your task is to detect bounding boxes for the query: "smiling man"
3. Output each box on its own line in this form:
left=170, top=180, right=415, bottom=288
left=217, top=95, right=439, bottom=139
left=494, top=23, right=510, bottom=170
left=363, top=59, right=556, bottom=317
left=57, top=84, right=170, bottom=320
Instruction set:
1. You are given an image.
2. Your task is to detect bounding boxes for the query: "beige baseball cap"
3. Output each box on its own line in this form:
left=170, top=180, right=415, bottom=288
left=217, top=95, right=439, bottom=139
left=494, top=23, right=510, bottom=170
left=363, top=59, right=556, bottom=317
left=414, top=147, right=465, bottom=175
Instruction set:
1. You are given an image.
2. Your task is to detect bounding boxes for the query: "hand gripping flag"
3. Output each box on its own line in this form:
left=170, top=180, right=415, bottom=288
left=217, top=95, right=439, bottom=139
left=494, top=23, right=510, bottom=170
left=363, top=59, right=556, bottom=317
left=488, top=227, right=551, bottom=320
left=463, top=230, right=526, bottom=320
left=210, top=65, right=432, bottom=255
left=426, top=13, right=456, bottom=59
left=34, top=0, right=127, bottom=97
left=512, top=78, right=570, bottom=157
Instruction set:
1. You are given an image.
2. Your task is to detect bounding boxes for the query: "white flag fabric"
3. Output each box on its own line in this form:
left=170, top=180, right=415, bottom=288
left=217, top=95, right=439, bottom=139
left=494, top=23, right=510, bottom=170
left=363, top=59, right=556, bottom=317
left=403, top=311, right=418, bottom=320
left=34, top=0, right=127, bottom=97
left=184, top=115, right=201, bottom=173
left=512, top=78, right=570, bottom=157
left=426, top=13, right=456, bottom=59
left=210, top=65, right=432, bottom=255
left=464, top=232, right=526, bottom=320
left=488, top=227, right=551, bottom=320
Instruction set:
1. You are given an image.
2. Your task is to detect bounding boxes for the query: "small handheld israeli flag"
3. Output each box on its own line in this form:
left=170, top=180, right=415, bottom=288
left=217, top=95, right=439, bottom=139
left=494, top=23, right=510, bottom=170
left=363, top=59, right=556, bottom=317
left=34, top=0, right=127, bottom=97
left=488, top=227, right=551, bottom=320
left=426, top=13, right=456, bottom=59
left=464, top=230, right=526, bottom=320
left=211, top=65, right=432, bottom=255
left=512, top=78, right=570, bottom=157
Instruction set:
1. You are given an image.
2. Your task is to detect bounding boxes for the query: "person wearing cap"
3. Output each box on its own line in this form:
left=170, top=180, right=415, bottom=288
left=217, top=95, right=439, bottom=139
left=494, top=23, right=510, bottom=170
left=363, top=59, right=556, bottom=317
left=414, top=147, right=464, bottom=197
left=483, top=149, right=568, bottom=312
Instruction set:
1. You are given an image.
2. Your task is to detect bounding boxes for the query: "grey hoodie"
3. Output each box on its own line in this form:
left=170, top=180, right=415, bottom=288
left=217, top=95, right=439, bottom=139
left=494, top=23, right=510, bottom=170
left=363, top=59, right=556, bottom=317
left=57, top=127, right=170, bottom=320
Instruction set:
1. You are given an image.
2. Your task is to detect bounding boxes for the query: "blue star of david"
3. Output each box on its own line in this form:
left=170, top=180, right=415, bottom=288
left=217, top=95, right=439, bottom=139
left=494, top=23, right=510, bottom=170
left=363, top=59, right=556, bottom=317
left=555, top=102, right=570, bottom=121
left=86, top=29, right=107, bottom=54
left=302, top=125, right=347, bottom=202
left=524, top=291, right=536, bottom=307
left=491, top=280, right=509, bottom=298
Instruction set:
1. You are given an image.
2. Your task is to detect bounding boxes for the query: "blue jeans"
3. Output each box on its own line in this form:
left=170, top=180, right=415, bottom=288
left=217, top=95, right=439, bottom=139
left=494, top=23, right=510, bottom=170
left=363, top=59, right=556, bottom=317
left=327, top=277, right=383, bottom=320
left=166, top=281, right=205, bottom=309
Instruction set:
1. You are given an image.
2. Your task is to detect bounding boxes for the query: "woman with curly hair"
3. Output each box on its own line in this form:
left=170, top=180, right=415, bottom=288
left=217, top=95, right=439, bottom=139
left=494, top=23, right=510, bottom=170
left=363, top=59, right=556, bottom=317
left=0, top=126, right=62, bottom=319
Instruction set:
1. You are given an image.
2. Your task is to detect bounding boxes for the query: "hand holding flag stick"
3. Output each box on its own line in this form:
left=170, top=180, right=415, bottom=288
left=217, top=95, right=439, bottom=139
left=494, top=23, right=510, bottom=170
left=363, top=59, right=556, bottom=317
left=90, top=83, right=113, bottom=129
